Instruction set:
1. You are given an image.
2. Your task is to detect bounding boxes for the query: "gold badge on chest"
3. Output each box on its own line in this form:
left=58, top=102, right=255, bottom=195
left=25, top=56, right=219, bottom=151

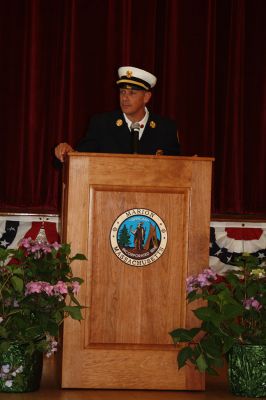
left=116, top=119, right=123, bottom=127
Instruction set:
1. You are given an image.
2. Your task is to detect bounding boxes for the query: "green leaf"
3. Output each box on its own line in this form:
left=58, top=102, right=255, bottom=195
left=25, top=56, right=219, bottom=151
left=246, top=282, right=260, bottom=297
left=193, top=307, right=221, bottom=324
left=169, top=327, right=200, bottom=343
left=196, top=353, right=208, bottom=372
left=53, top=310, right=63, bottom=325
left=12, top=267, right=24, bottom=276
left=68, top=292, right=82, bottom=307
left=63, top=306, right=83, bottom=320
left=0, top=341, right=11, bottom=353
left=206, top=366, right=219, bottom=375
left=187, top=291, right=202, bottom=302
left=201, top=321, right=219, bottom=335
left=201, top=336, right=222, bottom=358
left=70, top=253, right=87, bottom=261
left=70, top=277, right=84, bottom=285
left=226, top=272, right=241, bottom=287
left=0, top=326, right=8, bottom=339
left=177, top=346, right=194, bottom=369
left=221, top=304, right=243, bottom=319
left=206, top=294, right=219, bottom=302
left=211, top=357, right=224, bottom=368
left=10, top=276, right=24, bottom=292
left=47, top=320, right=60, bottom=336
left=222, top=336, right=235, bottom=353
left=217, top=287, right=234, bottom=302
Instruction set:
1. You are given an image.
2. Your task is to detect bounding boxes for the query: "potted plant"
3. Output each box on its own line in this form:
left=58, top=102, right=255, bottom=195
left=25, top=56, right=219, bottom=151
left=0, top=237, right=86, bottom=392
left=170, top=253, right=266, bottom=397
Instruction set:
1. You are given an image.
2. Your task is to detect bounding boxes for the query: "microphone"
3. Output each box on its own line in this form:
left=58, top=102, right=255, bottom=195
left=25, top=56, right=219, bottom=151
left=131, top=122, right=140, bottom=154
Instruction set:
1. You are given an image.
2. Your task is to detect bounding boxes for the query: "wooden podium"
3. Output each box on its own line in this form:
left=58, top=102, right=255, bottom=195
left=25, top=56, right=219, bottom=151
left=61, top=153, right=213, bottom=390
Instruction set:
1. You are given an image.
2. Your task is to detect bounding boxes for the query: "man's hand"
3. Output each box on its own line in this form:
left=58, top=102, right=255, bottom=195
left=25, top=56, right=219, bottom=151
left=54, top=142, right=74, bottom=162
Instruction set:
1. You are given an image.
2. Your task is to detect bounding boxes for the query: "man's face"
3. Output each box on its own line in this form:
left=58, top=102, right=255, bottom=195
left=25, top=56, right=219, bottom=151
left=119, top=88, right=151, bottom=121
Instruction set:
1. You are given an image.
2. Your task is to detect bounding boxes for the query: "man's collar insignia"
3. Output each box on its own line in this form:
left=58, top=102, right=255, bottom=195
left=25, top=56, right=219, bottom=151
left=150, top=121, right=156, bottom=128
left=116, top=119, right=123, bottom=127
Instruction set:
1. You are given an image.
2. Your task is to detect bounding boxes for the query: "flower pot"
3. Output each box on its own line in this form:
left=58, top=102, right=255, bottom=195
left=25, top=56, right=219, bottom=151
left=228, top=343, right=266, bottom=397
left=0, top=343, right=43, bottom=392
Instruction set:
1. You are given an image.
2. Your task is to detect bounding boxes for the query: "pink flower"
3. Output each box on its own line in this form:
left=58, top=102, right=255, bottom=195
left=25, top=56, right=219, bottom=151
left=53, top=281, right=68, bottom=295
left=30, top=243, right=42, bottom=253
left=52, top=242, right=61, bottom=251
left=71, top=281, right=80, bottom=295
left=25, top=281, right=43, bottom=295
left=41, top=282, right=54, bottom=296
left=40, top=243, right=52, bottom=254
left=20, top=237, right=32, bottom=249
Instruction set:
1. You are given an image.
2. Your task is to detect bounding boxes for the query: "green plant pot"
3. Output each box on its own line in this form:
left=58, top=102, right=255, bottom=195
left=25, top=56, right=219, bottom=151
left=228, top=343, right=266, bottom=397
left=0, top=343, right=43, bottom=392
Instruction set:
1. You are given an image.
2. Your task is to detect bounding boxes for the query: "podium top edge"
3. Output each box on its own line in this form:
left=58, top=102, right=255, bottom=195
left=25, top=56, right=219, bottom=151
left=66, top=152, right=215, bottom=162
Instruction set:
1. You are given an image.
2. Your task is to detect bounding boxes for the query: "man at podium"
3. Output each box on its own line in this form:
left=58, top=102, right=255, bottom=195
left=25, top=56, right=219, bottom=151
left=55, top=66, right=180, bottom=161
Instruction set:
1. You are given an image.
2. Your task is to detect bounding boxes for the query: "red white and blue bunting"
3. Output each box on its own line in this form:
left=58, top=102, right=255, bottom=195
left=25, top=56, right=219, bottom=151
left=0, top=216, right=60, bottom=249
left=209, top=222, right=266, bottom=274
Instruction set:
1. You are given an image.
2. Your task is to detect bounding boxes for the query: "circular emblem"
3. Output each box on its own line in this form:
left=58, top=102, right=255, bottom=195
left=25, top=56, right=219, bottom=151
left=110, top=208, right=167, bottom=267
left=149, top=120, right=156, bottom=128
left=116, top=119, right=123, bottom=127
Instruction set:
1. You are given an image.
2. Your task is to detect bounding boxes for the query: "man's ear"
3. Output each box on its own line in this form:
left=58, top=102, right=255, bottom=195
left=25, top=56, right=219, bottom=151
left=144, top=91, right=152, bottom=105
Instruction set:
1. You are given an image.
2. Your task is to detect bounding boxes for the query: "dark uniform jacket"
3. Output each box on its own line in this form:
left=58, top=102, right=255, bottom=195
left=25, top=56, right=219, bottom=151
left=76, top=110, right=180, bottom=156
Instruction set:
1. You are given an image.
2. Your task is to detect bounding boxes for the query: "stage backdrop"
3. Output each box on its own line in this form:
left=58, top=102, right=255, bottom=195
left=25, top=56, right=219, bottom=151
left=0, top=0, right=265, bottom=216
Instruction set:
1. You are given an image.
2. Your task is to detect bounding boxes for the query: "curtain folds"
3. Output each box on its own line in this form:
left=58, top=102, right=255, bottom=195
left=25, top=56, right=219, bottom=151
left=0, top=0, right=265, bottom=216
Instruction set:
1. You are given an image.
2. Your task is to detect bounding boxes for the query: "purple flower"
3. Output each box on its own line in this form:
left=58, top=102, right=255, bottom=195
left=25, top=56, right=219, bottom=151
left=20, top=237, right=59, bottom=255
left=197, top=273, right=211, bottom=287
left=1, top=364, right=10, bottom=374
left=13, top=300, right=19, bottom=307
left=46, top=336, right=58, bottom=357
left=243, top=297, right=262, bottom=311
left=186, top=268, right=217, bottom=292
left=186, top=276, right=196, bottom=293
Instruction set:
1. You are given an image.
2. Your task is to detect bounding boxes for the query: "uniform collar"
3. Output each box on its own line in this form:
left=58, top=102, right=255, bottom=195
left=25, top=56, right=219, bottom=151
left=123, top=107, right=149, bottom=139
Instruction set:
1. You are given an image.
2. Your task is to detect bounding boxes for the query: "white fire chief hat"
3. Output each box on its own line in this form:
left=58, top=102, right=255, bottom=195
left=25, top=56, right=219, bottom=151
left=117, top=66, right=157, bottom=91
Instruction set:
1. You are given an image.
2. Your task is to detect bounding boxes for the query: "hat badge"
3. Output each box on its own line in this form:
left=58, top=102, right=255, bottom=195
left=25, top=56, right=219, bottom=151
left=126, top=70, right=133, bottom=78
left=116, top=119, right=123, bottom=127
left=150, top=121, right=156, bottom=128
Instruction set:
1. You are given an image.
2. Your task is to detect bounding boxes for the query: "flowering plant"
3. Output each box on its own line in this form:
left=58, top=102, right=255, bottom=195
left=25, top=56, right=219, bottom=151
left=0, top=237, right=86, bottom=361
left=170, top=253, right=266, bottom=374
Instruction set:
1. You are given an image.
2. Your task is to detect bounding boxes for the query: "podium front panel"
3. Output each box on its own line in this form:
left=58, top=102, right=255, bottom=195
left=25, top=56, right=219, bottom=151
left=61, top=153, right=213, bottom=390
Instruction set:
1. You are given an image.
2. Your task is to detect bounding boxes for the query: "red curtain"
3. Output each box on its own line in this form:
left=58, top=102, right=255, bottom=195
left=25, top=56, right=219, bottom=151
left=0, top=0, right=265, bottom=216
